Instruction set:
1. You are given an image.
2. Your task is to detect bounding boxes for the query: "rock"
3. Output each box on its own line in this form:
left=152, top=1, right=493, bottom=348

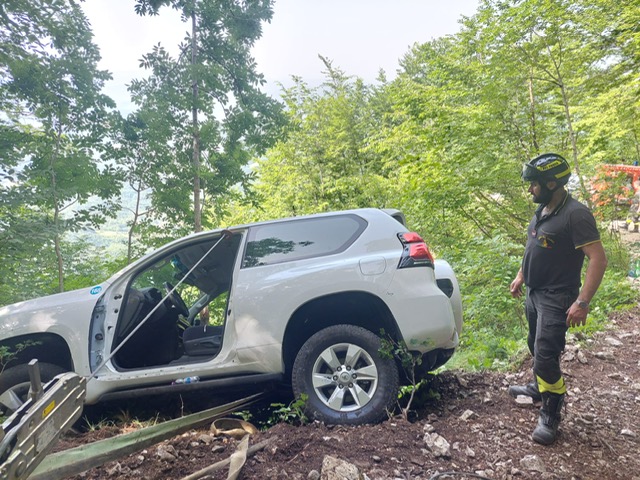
left=605, top=337, right=623, bottom=347
left=515, top=395, right=534, bottom=406
left=576, top=414, right=595, bottom=425
left=520, top=454, right=547, bottom=473
left=308, top=470, right=321, bottom=480
left=372, top=455, right=381, bottom=463
left=460, top=409, right=476, bottom=421
left=197, top=433, right=214, bottom=444
left=423, top=432, right=451, bottom=458
left=106, top=462, right=122, bottom=476
left=156, top=444, right=177, bottom=462
left=320, top=455, right=363, bottom=480
left=465, top=446, right=476, bottom=458
left=456, top=374, right=469, bottom=388
left=594, top=351, right=615, bottom=361
left=621, top=429, right=637, bottom=438
left=577, top=350, right=588, bottom=364
left=423, top=423, right=435, bottom=433
left=211, top=445, right=225, bottom=453
left=475, top=470, right=491, bottom=477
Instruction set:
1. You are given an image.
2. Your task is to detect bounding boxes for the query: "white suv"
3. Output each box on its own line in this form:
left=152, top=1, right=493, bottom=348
left=0, top=208, right=462, bottom=425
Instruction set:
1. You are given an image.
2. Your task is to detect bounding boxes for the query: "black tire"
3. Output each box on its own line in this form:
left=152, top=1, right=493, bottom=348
left=0, top=363, right=67, bottom=414
left=292, top=325, right=399, bottom=425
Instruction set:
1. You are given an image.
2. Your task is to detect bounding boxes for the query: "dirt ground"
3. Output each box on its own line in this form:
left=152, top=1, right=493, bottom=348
left=47, top=301, right=640, bottom=480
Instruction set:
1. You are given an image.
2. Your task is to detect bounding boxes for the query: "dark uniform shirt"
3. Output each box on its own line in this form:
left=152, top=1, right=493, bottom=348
left=522, top=193, right=600, bottom=291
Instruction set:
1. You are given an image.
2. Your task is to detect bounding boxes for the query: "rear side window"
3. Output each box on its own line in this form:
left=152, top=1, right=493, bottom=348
left=242, top=214, right=367, bottom=268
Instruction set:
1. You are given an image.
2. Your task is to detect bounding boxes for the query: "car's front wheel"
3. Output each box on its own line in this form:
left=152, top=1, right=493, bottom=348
left=0, top=363, right=67, bottom=415
left=292, top=325, right=399, bottom=425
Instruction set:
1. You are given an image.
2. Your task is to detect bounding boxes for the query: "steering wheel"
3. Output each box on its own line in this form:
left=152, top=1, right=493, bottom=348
left=163, top=282, right=189, bottom=318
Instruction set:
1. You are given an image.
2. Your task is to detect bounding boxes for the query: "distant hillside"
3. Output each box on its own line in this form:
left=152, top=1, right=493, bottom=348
left=70, top=185, right=151, bottom=257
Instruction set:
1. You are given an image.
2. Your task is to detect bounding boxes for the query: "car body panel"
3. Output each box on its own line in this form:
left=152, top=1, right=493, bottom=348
left=0, top=285, right=109, bottom=376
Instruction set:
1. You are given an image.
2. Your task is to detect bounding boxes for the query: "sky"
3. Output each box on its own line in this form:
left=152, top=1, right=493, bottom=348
left=82, top=0, right=480, bottom=114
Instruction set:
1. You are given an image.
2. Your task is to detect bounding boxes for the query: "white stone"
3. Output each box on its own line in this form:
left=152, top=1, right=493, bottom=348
left=515, top=395, right=534, bottom=406
left=595, top=351, right=615, bottom=361
left=320, top=455, right=361, bottom=480
left=460, top=409, right=476, bottom=421
left=520, top=454, right=546, bottom=473
left=577, top=351, right=588, bottom=364
left=423, top=432, right=451, bottom=458
left=604, top=337, right=623, bottom=347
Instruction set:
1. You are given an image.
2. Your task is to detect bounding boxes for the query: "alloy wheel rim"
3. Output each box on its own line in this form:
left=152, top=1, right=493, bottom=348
left=311, top=342, right=379, bottom=412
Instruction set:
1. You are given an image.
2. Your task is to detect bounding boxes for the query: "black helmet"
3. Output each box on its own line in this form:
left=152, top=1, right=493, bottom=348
left=522, top=153, right=571, bottom=186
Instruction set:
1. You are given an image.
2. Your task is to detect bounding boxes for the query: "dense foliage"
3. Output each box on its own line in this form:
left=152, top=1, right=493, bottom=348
left=222, top=0, right=640, bottom=367
left=1, top=0, right=638, bottom=366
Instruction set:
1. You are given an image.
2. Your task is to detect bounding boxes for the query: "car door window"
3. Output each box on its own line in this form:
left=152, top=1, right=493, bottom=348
left=242, top=214, right=366, bottom=268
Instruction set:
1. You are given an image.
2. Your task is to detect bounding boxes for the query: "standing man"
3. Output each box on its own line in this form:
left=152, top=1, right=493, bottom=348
left=509, top=153, right=607, bottom=445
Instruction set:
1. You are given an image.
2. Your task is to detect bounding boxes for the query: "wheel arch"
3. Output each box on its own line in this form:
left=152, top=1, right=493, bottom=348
left=281, top=291, right=402, bottom=380
left=0, top=333, right=74, bottom=373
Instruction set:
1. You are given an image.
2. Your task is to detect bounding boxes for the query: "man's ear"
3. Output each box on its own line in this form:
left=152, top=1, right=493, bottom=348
left=545, top=180, right=558, bottom=191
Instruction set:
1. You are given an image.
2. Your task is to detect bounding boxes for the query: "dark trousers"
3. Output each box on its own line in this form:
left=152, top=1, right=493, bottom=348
left=525, top=288, right=576, bottom=390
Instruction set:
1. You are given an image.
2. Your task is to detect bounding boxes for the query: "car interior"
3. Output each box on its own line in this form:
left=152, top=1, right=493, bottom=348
left=112, top=232, right=242, bottom=369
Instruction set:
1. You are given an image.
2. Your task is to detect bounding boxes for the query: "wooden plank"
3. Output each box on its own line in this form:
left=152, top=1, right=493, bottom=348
left=29, top=393, right=264, bottom=480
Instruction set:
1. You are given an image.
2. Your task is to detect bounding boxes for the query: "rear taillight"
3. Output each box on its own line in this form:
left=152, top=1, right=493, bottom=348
left=397, top=232, right=435, bottom=268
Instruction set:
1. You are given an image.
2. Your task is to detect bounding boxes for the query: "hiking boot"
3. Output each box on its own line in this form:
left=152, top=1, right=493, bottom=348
left=532, top=392, right=565, bottom=445
left=508, top=381, right=541, bottom=401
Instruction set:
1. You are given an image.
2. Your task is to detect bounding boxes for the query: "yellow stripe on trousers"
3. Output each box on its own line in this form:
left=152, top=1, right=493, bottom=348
left=536, top=375, right=567, bottom=394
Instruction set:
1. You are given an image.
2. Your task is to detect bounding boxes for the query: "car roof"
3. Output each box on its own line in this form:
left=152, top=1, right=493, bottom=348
left=186, top=208, right=406, bottom=240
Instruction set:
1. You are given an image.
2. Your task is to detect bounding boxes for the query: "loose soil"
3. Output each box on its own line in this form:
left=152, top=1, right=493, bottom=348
left=49, top=229, right=640, bottom=480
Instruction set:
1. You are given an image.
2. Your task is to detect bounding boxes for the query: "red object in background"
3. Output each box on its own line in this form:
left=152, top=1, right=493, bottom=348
left=591, top=164, right=640, bottom=207
left=600, top=164, right=640, bottom=193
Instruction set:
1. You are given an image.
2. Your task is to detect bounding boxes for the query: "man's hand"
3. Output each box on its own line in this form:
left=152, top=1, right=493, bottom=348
left=510, top=270, right=524, bottom=298
left=566, top=301, right=588, bottom=327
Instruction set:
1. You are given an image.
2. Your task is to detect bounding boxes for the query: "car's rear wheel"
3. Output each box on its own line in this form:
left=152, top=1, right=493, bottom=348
left=0, top=363, right=67, bottom=415
left=292, top=325, right=399, bottom=425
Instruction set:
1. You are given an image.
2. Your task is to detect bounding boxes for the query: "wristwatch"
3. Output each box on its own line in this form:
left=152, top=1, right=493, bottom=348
left=575, top=299, right=589, bottom=309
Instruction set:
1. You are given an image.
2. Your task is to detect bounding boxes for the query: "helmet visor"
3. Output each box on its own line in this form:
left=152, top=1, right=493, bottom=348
left=521, top=162, right=540, bottom=181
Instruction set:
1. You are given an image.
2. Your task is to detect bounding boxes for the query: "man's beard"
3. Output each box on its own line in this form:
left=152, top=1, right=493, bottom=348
left=533, top=185, right=554, bottom=204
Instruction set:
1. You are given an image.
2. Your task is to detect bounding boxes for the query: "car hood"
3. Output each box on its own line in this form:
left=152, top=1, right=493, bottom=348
left=0, top=284, right=109, bottom=338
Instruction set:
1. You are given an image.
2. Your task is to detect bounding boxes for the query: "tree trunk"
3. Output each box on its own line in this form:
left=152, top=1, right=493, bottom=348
left=127, top=178, right=144, bottom=264
left=54, top=228, right=64, bottom=293
left=51, top=128, right=64, bottom=292
left=546, top=42, right=591, bottom=207
left=527, top=72, right=539, bottom=153
left=191, top=9, right=202, bottom=233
